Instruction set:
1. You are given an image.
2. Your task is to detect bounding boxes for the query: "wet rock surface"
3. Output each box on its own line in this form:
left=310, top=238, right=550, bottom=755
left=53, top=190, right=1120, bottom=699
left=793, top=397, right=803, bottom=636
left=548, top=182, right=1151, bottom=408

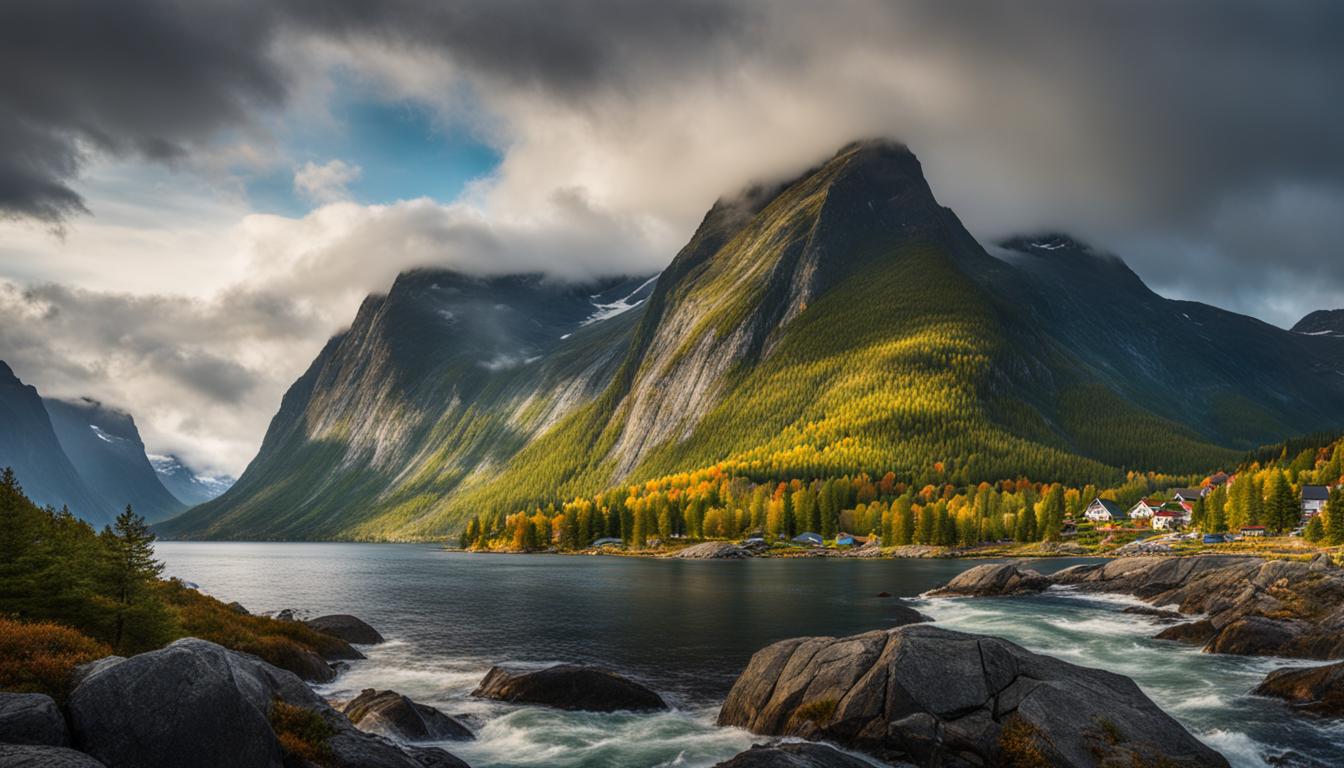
left=718, top=624, right=1228, bottom=767
left=471, top=664, right=668, bottom=712
left=1253, top=660, right=1344, bottom=717
left=343, top=689, right=474, bottom=741
left=712, top=742, right=883, bottom=767
left=930, top=556, right=1344, bottom=660
left=305, top=614, right=386, bottom=645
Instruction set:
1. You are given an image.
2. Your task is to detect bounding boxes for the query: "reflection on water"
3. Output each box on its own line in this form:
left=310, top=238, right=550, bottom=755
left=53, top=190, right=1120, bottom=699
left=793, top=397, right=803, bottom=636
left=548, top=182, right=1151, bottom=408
left=157, top=544, right=1343, bottom=768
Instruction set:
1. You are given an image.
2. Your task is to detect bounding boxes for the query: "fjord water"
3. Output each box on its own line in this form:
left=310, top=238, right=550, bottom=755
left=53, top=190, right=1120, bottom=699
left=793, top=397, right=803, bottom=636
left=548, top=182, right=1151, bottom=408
left=157, top=544, right=1343, bottom=767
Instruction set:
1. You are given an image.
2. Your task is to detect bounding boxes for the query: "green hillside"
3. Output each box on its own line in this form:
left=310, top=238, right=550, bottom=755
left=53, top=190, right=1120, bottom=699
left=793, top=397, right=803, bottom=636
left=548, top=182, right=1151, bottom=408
left=159, top=141, right=1344, bottom=541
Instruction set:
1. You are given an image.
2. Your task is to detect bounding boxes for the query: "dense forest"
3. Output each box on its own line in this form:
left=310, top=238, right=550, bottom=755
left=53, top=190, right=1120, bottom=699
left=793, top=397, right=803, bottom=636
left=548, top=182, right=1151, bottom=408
left=0, top=467, right=344, bottom=700
left=462, top=434, right=1344, bottom=552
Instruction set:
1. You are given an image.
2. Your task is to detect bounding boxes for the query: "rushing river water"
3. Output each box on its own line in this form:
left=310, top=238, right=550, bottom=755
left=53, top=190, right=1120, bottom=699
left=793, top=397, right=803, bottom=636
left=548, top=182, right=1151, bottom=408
left=156, top=543, right=1344, bottom=768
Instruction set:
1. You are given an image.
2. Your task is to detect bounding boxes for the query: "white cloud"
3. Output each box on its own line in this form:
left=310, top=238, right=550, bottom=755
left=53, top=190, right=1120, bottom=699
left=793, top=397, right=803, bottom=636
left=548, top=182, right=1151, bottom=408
left=293, top=159, right=362, bottom=203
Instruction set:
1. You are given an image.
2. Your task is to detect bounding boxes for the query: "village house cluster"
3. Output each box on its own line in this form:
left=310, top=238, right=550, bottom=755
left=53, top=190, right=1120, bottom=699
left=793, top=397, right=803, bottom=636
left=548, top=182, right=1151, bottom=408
left=1081, top=471, right=1332, bottom=539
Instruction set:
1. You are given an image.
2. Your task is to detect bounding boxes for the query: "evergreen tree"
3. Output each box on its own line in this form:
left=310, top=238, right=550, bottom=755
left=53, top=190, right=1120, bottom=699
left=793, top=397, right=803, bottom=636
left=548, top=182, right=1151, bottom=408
left=104, top=505, right=174, bottom=652
left=1263, top=471, right=1297, bottom=533
left=1326, top=486, right=1344, bottom=545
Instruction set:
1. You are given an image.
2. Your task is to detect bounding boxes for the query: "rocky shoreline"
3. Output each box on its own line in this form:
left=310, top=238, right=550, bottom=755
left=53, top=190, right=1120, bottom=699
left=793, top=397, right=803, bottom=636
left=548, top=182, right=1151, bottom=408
left=7, top=555, right=1342, bottom=767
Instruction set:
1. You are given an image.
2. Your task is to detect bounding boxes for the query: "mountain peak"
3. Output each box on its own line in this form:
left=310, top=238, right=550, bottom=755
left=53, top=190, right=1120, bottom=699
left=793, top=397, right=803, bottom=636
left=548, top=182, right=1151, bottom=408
left=1293, top=309, right=1344, bottom=337
left=998, top=233, right=1096, bottom=256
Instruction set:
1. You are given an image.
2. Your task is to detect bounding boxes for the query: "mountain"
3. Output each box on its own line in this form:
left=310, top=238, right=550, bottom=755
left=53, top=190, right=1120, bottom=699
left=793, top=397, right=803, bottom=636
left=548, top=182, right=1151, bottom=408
left=0, top=362, right=111, bottom=525
left=160, top=140, right=1344, bottom=541
left=44, top=397, right=185, bottom=522
left=1293, top=309, right=1344, bottom=338
left=148, top=454, right=235, bottom=507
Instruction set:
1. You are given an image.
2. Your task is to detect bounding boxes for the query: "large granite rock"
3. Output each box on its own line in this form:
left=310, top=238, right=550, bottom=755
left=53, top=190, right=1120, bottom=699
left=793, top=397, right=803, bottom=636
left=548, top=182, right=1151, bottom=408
left=472, top=664, right=668, bottom=712
left=718, top=624, right=1227, bottom=767
left=0, top=693, right=69, bottom=747
left=931, top=557, right=1344, bottom=660
left=1252, top=661, right=1344, bottom=717
left=344, top=689, right=473, bottom=741
left=712, top=742, right=879, bottom=767
left=0, top=744, right=106, bottom=767
left=926, top=563, right=1050, bottom=597
left=66, top=638, right=468, bottom=768
left=673, top=541, right=756, bottom=559
left=305, top=614, right=385, bottom=645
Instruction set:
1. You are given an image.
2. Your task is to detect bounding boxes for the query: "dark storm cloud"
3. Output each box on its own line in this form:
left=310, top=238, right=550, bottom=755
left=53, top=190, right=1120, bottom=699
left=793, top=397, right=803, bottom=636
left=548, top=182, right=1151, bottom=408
left=279, top=0, right=754, bottom=96
left=0, top=0, right=285, bottom=223
left=2, top=0, right=1343, bottom=318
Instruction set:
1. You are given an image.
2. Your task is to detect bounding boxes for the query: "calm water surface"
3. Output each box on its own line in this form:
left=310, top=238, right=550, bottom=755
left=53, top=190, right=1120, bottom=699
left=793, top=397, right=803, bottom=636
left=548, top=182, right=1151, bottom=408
left=157, top=543, right=1344, bottom=768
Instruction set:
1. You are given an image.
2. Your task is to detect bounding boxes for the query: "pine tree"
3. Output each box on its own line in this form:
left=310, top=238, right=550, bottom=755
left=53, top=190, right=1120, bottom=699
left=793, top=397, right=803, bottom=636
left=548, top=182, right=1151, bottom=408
left=105, top=505, right=173, bottom=652
left=1263, top=471, right=1297, bottom=533
left=1326, top=486, right=1344, bottom=545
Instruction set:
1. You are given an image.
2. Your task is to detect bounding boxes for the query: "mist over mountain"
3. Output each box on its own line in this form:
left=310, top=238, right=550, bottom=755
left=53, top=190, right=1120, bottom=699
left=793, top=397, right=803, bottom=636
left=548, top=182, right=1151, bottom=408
left=154, top=141, right=1344, bottom=541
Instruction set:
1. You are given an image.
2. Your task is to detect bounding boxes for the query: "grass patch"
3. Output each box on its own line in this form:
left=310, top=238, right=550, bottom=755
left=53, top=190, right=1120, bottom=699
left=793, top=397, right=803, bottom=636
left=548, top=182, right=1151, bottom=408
left=270, top=699, right=334, bottom=765
left=998, top=716, right=1049, bottom=768
left=790, top=697, right=838, bottom=728
left=0, top=617, right=112, bottom=702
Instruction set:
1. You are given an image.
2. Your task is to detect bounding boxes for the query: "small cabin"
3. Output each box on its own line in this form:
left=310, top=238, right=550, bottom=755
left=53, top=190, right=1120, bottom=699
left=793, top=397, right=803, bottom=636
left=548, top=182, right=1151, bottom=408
left=1239, top=526, right=1267, bottom=537
left=792, top=532, right=824, bottom=547
left=1083, top=498, right=1126, bottom=523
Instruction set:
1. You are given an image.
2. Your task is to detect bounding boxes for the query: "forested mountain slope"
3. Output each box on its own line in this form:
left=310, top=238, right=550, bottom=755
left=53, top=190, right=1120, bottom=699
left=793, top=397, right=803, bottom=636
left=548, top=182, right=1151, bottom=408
left=160, top=141, right=1344, bottom=540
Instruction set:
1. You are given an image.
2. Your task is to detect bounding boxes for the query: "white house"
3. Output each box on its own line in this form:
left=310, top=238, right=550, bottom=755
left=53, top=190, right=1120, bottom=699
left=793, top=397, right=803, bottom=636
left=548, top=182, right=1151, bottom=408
left=1128, top=499, right=1160, bottom=520
left=1152, top=510, right=1184, bottom=530
left=1302, top=485, right=1330, bottom=521
left=1084, top=498, right=1126, bottom=523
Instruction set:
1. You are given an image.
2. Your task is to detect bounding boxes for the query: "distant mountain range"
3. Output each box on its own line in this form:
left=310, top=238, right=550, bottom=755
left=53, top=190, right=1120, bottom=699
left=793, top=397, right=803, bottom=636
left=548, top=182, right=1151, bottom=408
left=147, top=453, right=236, bottom=508
left=159, top=140, right=1344, bottom=541
left=0, top=363, right=232, bottom=524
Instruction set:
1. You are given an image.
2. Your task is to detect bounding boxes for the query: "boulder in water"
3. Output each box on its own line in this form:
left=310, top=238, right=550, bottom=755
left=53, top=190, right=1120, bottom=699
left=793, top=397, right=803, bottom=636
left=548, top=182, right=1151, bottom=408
left=718, top=624, right=1227, bottom=767
left=344, top=689, right=473, bottom=741
left=1252, top=660, right=1344, bottom=717
left=305, top=614, right=385, bottom=645
left=471, top=664, right=668, bottom=712
left=1120, top=605, right=1185, bottom=622
left=0, top=744, right=106, bottom=767
left=0, top=693, right=69, bottom=747
left=925, top=563, right=1050, bottom=597
left=1154, top=619, right=1218, bottom=645
left=712, top=742, right=875, bottom=767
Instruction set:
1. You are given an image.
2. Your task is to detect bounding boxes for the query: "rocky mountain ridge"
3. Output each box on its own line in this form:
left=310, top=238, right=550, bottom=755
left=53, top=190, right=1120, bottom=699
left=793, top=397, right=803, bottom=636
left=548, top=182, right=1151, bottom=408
left=160, top=140, right=1344, bottom=541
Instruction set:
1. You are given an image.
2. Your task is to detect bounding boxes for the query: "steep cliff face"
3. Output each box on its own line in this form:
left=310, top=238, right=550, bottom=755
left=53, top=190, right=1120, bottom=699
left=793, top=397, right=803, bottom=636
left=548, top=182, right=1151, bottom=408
left=159, top=272, right=652, bottom=539
left=0, top=363, right=111, bottom=525
left=162, top=141, right=1344, bottom=540
left=44, top=397, right=185, bottom=522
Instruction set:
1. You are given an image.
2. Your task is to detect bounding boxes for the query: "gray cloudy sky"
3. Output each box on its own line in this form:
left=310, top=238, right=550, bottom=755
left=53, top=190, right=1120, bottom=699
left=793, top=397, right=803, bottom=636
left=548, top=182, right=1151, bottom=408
left=1, top=0, right=1341, bottom=475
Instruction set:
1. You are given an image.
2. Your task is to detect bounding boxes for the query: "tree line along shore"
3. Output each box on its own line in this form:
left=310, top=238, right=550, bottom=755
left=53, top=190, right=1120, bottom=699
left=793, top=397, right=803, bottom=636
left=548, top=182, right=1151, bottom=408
left=458, top=433, right=1344, bottom=559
